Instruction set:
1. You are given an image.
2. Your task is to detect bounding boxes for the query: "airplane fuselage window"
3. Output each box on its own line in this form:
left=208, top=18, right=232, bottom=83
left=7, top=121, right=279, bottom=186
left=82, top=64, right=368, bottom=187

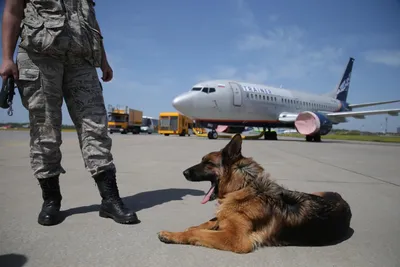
left=192, top=87, right=202, bottom=91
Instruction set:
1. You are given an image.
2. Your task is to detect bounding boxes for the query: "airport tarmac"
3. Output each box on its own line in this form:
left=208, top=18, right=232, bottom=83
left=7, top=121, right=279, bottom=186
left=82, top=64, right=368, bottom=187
left=0, top=131, right=399, bottom=267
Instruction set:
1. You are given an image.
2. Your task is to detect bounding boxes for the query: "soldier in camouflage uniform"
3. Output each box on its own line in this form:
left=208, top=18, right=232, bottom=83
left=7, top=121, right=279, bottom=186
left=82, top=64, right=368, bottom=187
left=0, top=0, right=140, bottom=226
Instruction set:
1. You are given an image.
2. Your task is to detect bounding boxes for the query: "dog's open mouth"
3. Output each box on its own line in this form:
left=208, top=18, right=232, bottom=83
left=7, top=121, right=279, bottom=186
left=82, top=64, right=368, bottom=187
left=201, top=182, right=217, bottom=204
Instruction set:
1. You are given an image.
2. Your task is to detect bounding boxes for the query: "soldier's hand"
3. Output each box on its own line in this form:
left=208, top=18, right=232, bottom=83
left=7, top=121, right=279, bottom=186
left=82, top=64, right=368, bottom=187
left=0, top=59, right=19, bottom=81
left=101, top=60, right=113, bottom=82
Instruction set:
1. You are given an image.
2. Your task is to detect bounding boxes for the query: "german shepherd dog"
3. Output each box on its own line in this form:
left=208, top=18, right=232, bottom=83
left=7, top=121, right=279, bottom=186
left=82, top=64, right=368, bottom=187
left=158, top=134, right=352, bottom=253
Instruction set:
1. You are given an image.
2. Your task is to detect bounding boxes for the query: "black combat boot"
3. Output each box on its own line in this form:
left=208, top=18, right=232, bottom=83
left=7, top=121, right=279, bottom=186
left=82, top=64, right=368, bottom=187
left=94, top=170, right=140, bottom=224
left=37, top=176, right=62, bottom=226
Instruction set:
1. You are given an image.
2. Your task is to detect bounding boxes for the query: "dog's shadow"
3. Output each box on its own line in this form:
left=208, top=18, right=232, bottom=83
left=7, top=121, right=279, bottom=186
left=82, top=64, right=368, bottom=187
left=60, top=188, right=205, bottom=222
left=0, top=254, right=28, bottom=267
left=289, top=227, right=355, bottom=247
left=324, top=227, right=355, bottom=246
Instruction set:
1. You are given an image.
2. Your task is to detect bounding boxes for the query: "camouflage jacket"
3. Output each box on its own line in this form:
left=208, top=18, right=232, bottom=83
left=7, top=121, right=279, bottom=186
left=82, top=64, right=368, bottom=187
left=19, top=0, right=103, bottom=67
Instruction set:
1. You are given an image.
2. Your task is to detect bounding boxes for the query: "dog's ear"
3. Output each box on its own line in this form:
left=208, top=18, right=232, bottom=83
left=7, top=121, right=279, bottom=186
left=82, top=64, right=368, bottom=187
left=221, top=134, right=242, bottom=163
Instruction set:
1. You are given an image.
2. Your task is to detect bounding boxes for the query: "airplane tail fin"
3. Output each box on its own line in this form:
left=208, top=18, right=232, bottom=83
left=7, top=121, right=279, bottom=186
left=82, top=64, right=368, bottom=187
left=327, top=57, right=355, bottom=102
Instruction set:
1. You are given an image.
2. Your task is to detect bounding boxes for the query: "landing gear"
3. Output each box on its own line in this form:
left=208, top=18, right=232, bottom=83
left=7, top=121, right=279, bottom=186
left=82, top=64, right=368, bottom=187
left=207, top=130, right=218, bottom=139
left=263, top=127, right=278, bottom=140
left=305, top=133, right=321, bottom=142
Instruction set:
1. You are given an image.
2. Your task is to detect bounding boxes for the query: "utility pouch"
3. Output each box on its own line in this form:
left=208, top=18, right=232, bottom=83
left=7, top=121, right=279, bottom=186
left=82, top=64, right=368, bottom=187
left=0, top=76, right=16, bottom=116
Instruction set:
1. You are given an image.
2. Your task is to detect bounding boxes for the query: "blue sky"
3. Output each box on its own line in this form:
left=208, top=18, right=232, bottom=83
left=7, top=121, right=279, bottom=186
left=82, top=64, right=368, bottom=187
left=1, top=0, right=400, bottom=132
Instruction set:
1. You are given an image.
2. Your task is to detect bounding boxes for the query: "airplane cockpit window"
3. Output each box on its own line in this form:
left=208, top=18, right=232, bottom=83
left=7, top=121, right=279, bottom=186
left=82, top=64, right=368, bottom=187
left=191, top=87, right=202, bottom=91
left=201, top=87, right=209, bottom=93
left=197, top=87, right=216, bottom=94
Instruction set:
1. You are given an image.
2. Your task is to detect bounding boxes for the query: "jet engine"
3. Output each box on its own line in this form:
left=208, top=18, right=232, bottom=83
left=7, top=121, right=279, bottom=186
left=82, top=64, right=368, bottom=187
left=294, top=111, right=333, bottom=136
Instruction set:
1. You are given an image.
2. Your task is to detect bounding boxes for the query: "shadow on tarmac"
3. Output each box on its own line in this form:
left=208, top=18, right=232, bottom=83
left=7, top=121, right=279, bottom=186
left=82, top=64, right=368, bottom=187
left=61, top=188, right=205, bottom=221
left=0, top=254, right=28, bottom=267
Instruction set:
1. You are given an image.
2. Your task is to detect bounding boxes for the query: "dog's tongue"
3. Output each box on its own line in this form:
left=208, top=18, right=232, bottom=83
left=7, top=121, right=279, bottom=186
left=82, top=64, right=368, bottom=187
left=201, top=185, right=215, bottom=204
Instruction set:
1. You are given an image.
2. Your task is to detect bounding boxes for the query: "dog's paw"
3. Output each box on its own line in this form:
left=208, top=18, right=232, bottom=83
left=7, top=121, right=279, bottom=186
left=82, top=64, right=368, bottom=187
left=157, top=231, right=176, bottom=244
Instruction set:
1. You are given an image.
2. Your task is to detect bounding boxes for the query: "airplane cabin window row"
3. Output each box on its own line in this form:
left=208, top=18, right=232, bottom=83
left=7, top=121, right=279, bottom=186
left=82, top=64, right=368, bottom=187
left=246, top=92, right=277, bottom=102
left=246, top=92, right=336, bottom=111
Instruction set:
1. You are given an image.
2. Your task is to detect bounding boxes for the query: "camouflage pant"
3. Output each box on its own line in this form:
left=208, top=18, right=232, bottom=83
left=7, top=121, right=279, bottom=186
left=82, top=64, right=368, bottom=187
left=16, top=48, right=115, bottom=179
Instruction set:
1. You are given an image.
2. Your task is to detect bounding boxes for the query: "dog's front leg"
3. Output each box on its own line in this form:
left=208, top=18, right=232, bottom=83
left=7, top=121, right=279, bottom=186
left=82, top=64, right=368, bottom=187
left=185, top=217, right=218, bottom=231
left=158, top=229, right=253, bottom=254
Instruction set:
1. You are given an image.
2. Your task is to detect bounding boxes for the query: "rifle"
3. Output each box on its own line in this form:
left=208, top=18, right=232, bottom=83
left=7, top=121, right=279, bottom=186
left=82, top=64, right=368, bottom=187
left=0, top=76, right=16, bottom=116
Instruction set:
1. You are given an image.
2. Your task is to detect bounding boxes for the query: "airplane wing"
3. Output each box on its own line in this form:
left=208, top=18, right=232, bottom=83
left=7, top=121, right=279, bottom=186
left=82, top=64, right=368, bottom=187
left=326, top=108, right=400, bottom=119
left=278, top=112, right=298, bottom=123
left=278, top=108, right=400, bottom=123
left=348, top=100, right=400, bottom=109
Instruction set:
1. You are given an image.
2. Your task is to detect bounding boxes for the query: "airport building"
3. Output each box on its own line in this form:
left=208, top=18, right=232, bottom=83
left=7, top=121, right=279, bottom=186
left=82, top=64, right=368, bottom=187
left=397, top=127, right=400, bottom=134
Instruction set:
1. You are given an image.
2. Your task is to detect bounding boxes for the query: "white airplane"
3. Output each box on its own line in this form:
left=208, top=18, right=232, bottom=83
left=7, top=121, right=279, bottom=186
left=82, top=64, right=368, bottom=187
left=172, top=57, right=400, bottom=142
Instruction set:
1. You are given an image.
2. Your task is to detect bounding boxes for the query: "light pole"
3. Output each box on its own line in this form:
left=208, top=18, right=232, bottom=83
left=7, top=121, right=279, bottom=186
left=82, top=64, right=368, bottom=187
left=385, top=117, right=388, bottom=135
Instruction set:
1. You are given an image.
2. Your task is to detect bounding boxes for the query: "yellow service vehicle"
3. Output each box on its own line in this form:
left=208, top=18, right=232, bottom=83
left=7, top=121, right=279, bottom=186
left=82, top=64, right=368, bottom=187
left=107, top=105, right=142, bottom=134
left=158, top=112, right=193, bottom=136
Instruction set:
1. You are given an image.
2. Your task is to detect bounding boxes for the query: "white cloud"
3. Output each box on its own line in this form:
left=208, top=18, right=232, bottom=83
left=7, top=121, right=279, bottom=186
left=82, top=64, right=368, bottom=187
left=100, top=51, right=181, bottom=118
left=244, top=68, right=269, bottom=83
left=363, top=49, right=400, bottom=67
left=213, top=66, right=238, bottom=79
left=233, top=0, right=259, bottom=31
left=268, top=14, right=280, bottom=22
left=201, top=0, right=346, bottom=85
left=195, top=65, right=269, bottom=84
left=195, top=66, right=238, bottom=82
left=237, top=26, right=305, bottom=53
left=237, top=34, right=275, bottom=51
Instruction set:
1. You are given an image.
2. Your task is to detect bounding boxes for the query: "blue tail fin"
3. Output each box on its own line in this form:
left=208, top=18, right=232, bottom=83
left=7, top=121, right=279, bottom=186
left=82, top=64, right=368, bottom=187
left=334, top=57, right=354, bottom=102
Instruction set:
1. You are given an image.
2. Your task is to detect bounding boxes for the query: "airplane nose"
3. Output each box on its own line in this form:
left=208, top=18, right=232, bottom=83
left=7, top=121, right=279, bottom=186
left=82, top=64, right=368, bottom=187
left=172, top=94, right=193, bottom=112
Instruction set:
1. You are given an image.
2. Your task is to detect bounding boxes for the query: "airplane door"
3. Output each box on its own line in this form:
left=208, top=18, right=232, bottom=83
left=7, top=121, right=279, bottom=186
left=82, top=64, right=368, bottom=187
left=295, top=98, right=300, bottom=110
left=229, top=82, right=242, bottom=106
